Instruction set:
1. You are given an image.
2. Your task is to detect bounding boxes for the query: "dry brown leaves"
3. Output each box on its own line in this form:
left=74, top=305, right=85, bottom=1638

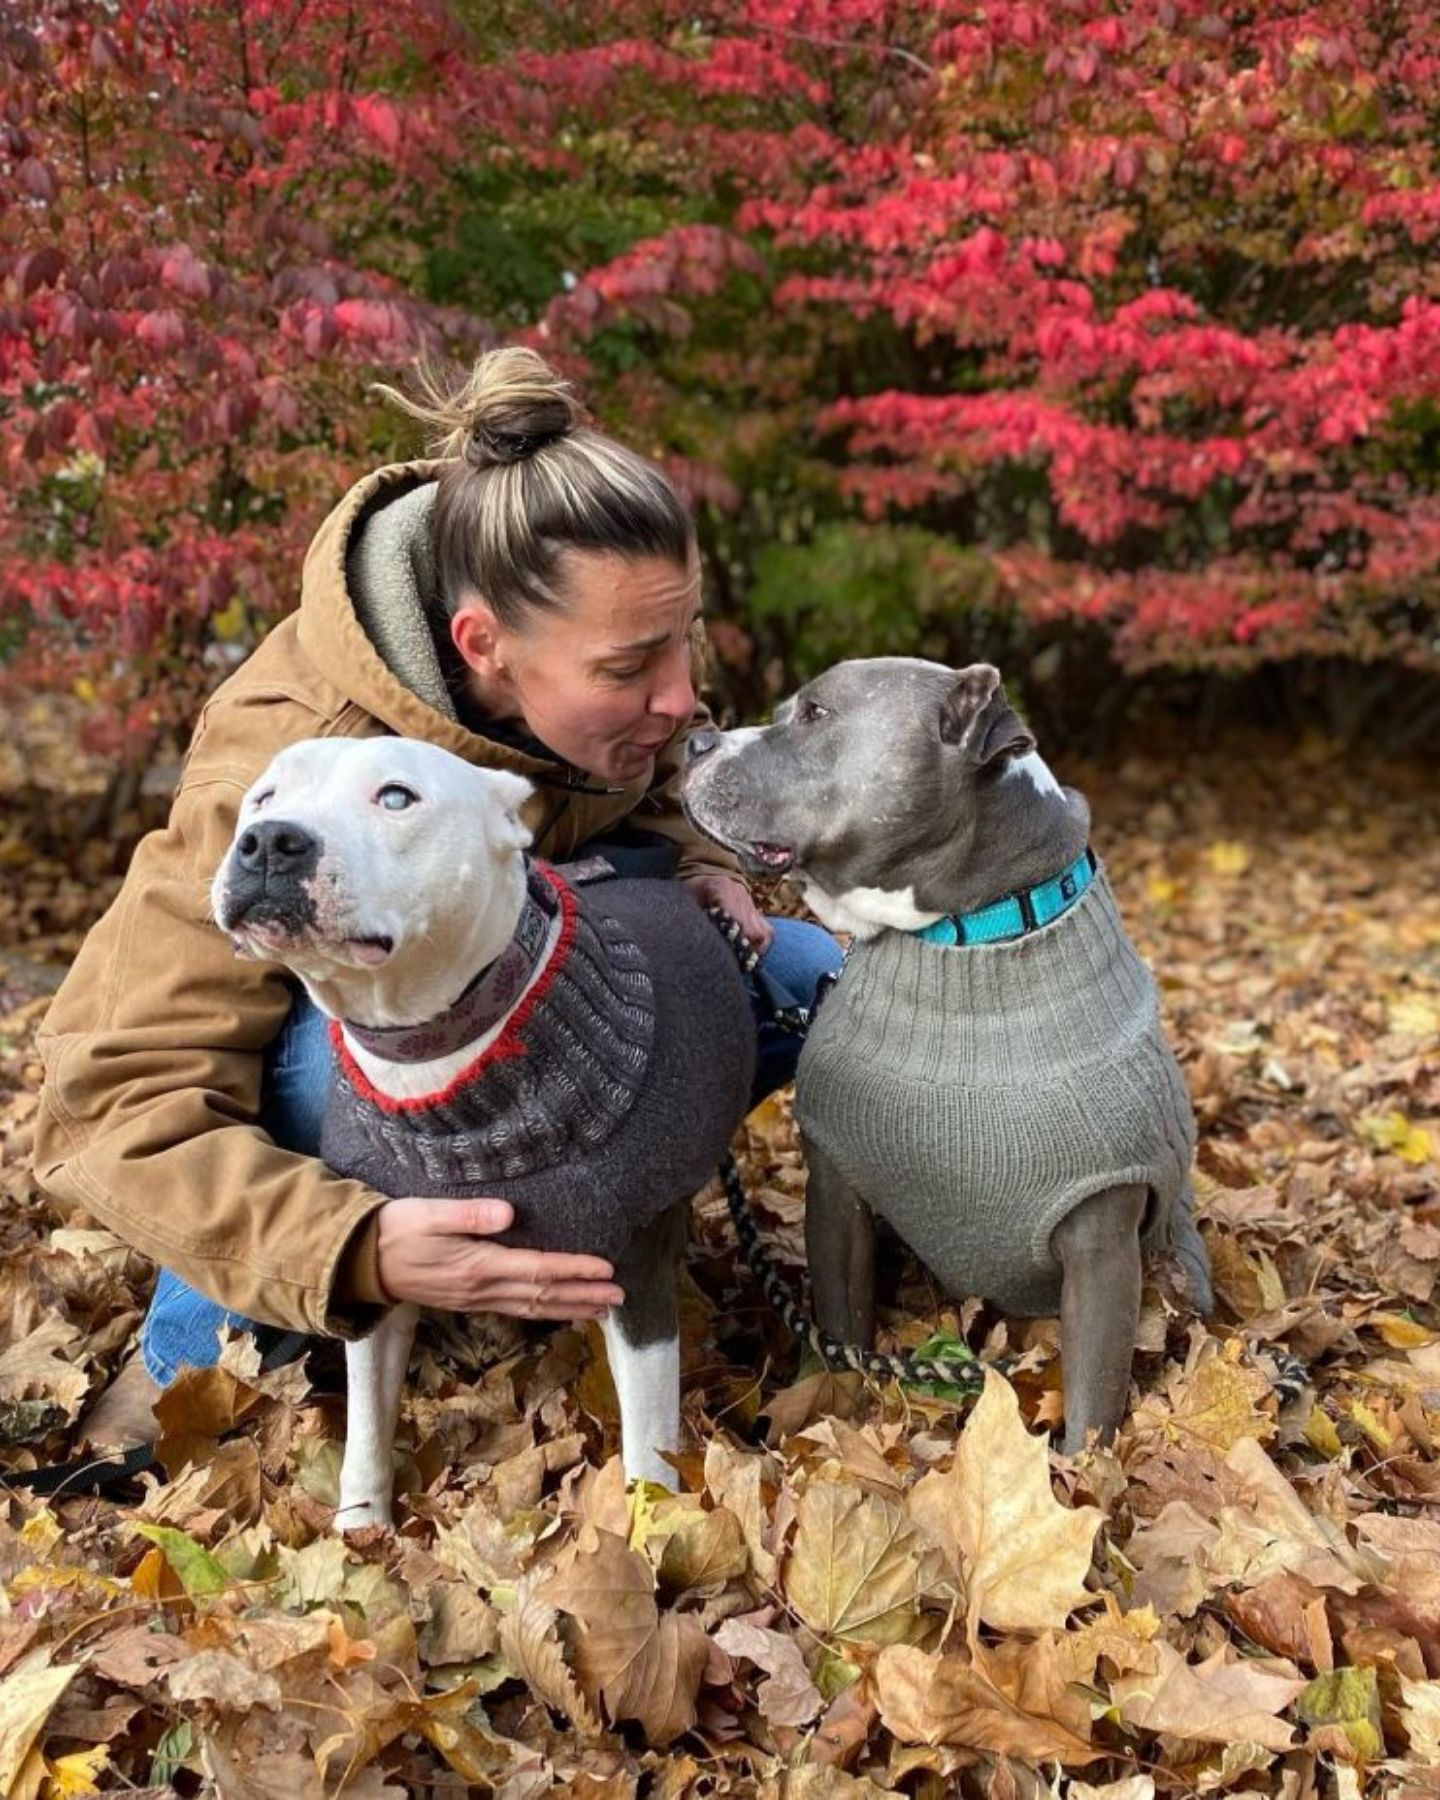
left=1, top=727, right=1438, bottom=1797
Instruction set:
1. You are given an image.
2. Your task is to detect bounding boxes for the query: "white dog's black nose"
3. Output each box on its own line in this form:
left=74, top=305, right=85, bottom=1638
left=235, top=818, right=320, bottom=881
left=686, top=729, right=722, bottom=764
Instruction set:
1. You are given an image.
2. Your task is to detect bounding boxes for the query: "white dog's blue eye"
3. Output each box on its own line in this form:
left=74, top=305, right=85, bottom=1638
left=377, top=784, right=419, bottom=811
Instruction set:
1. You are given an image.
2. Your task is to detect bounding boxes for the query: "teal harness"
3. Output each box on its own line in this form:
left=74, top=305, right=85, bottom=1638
left=912, top=848, right=1098, bottom=948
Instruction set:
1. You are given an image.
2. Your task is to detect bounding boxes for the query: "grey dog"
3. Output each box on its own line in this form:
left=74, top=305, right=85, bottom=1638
left=682, top=657, right=1212, bottom=1450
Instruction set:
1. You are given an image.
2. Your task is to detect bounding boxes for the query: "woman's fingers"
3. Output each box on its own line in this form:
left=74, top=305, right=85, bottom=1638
left=481, top=1284, right=625, bottom=1319
left=374, top=1196, right=624, bottom=1313
left=472, top=1276, right=627, bottom=1308
left=462, top=1243, right=617, bottom=1286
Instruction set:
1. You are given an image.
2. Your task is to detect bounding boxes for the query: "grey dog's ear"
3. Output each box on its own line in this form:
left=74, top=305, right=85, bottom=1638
left=938, top=665, right=1036, bottom=765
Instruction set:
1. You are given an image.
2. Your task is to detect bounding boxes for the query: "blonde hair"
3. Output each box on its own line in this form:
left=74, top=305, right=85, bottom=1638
left=370, top=346, right=693, bottom=627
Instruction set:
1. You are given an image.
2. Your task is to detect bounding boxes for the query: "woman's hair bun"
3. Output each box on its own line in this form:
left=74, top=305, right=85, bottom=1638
left=370, top=345, right=585, bottom=468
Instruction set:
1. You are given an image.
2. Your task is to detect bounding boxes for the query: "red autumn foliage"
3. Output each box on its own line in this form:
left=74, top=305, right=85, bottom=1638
left=4, top=0, right=1440, bottom=765
left=0, top=0, right=486, bottom=762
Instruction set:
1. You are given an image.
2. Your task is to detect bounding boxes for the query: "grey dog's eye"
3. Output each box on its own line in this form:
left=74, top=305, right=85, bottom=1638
left=377, top=783, right=419, bottom=811
left=797, top=699, right=830, bottom=724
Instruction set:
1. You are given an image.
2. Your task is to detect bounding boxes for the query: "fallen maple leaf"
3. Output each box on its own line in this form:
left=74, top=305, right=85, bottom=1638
left=418, top=1583, right=499, bottom=1668
left=1206, top=1436, right=1379, bottom=1593
left=0, top=1316, right=89, bottom=1416
left=1296, top=1666, right=1383, bottom=1760
left=129, top=1524, right=228, bottom=1599
left=784, top=1478, right=945, bottom=1647
left=908, top=1370, right=1102, bottom=1631
left=543, top=1527, right=707, bottom=1744
left=0, top=1654, right=79, bottom=1796
left=1068, top=1781, right=1155, bottom=1800
left=498, top=1582, right=602, bottom=1737
left=1055, top=1596, right=1161, bottom=1685
left=713, top=1616, right=824, bottom=1728
left=1111, top=1641, right=1305, bottom=1751
left=780, top=1768, right=893, bottom=1800
left=1130, top=1336, right=1276, bottom=1454
left=1206, top=840, right=1252, bottom=877
left=165, top=1651, right=282, bottom=1712
left=1399, top=1676, right=1440, bottom=1766
left=703, top=1439, right=779, bottom=1586
left=1386, top=994, right=1440, bottom=1037
left=326, top=1617, right=378, bottom=1672
left=653, top=1502, right=750, bottom=1598
left=41, top=1742, right=109, bottom=1797
left=874, top=1635, right=1102, bottom=1766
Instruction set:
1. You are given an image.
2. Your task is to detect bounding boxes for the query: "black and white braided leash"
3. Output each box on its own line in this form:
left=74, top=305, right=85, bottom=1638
left=706, top=905, right=1313, bottom=1410
left=718, top=1155, right=990, bottom=1390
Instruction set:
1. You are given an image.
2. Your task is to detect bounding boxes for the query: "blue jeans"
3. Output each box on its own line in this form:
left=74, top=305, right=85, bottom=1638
left=140, top=913, right=843, bottom=1384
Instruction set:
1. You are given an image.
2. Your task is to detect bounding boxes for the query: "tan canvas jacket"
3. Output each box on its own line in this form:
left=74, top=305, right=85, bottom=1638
left=33, top=460, right=740, bottom=1337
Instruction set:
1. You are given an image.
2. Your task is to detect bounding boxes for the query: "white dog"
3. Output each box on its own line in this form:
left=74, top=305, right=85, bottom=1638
left=212, top=737, right=754, bottom=1525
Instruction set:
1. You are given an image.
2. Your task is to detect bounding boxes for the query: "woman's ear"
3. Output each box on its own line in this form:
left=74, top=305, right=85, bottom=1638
left=451, top=598, right=507, bottom=679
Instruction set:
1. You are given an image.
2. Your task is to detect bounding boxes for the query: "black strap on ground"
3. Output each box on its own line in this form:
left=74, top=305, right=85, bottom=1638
left=2, top=1328, right=311, bottom=1502
left=3, top=1440, right=157, bottom=1500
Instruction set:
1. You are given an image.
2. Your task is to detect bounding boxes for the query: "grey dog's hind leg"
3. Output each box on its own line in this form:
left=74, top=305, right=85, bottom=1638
left=601, top=1200, right=689, bottom=1487
left=1169, top=1181, right=1215, bottom=1316
left=804, top=1138, right=877, bottom=1350
left=1052, top=1183, right=1146, bottom=1454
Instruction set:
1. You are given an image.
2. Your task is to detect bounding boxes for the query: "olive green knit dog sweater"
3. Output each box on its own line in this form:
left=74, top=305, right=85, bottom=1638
left=794, top=867, right=1195, bottom=1316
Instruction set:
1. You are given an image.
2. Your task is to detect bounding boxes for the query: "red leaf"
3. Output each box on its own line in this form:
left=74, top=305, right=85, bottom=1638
left=17, top=157, right=58, bottom=201
left=134, top=309, right=187, bottom=352
left=353, top=94, right=403, bottom=155
left=160, top=246, right=212, bottom=302
left=300, top=308, right=337, bottom=357
left=18, top=246, right=65, bottom=295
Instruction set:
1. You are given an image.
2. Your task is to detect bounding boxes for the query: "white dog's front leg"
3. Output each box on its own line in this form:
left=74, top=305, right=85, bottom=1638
left=337, top=1302, right=419, bottom=1529
left=600, top=1313, right=680, bottom=1488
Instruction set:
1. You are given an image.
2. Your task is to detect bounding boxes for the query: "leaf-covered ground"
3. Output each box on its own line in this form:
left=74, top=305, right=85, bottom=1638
left=1, top=713, right=1438, bottom=1799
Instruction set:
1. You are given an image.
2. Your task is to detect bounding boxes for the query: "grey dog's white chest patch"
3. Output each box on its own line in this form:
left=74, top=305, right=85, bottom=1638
left=794, top=874, right=1194, bottom=1316
left=797, top=875, right=941, bottom=940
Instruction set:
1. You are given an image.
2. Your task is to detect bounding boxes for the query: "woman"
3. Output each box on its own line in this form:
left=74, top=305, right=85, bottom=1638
left=35, top=346, right=842, bottom=1444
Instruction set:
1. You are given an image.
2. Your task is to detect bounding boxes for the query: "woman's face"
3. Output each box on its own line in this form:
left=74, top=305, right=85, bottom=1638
left=452, top=548, right=702, bottom=784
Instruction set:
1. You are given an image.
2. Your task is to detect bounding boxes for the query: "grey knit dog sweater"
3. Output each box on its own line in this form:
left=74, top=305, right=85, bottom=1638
left=322, top=867, right=755, bottom=1260
left=794, top=867, right=1195, bottom=1316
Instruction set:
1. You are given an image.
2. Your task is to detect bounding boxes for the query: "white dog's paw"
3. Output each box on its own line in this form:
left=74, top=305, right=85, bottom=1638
left=624, top=1452, right=678, bottom=1490
left=334, top=1492, right=394, bottom=1530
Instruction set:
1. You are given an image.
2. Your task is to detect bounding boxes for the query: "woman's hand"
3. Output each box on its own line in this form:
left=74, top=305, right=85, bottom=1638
left=683, top=871, right=774, bottom=955
left=374, top=1196, right=624, bottom=1319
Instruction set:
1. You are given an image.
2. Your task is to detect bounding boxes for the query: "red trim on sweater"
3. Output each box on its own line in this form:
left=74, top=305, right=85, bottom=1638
left=328, top=863, right=579, bottom=1116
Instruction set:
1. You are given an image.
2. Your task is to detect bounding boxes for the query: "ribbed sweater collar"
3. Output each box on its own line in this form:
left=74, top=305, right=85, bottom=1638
left=824, top=870, right=1158, bottom=1087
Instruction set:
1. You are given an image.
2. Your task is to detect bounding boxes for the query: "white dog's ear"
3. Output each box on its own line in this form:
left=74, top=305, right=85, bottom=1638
left=939, top=664, right=1036, bottom=766
left=484, top=769, right=535, bottom=853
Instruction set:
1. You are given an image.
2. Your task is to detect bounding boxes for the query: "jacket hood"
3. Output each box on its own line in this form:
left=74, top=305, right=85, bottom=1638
left=294, top=459, right=626, bottom=791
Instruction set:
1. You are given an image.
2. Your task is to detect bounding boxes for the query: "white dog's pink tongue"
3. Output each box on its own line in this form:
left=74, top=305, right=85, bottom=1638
left=348, top=937, right=393, bottom=967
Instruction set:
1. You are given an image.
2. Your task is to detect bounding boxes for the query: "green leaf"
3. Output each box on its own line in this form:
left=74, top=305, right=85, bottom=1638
left=131, top=1524, right=229, bottom=1598
left=904, top=1327, right=983, bottom=1402
left=149, top=1719, right=194, bottom=1786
